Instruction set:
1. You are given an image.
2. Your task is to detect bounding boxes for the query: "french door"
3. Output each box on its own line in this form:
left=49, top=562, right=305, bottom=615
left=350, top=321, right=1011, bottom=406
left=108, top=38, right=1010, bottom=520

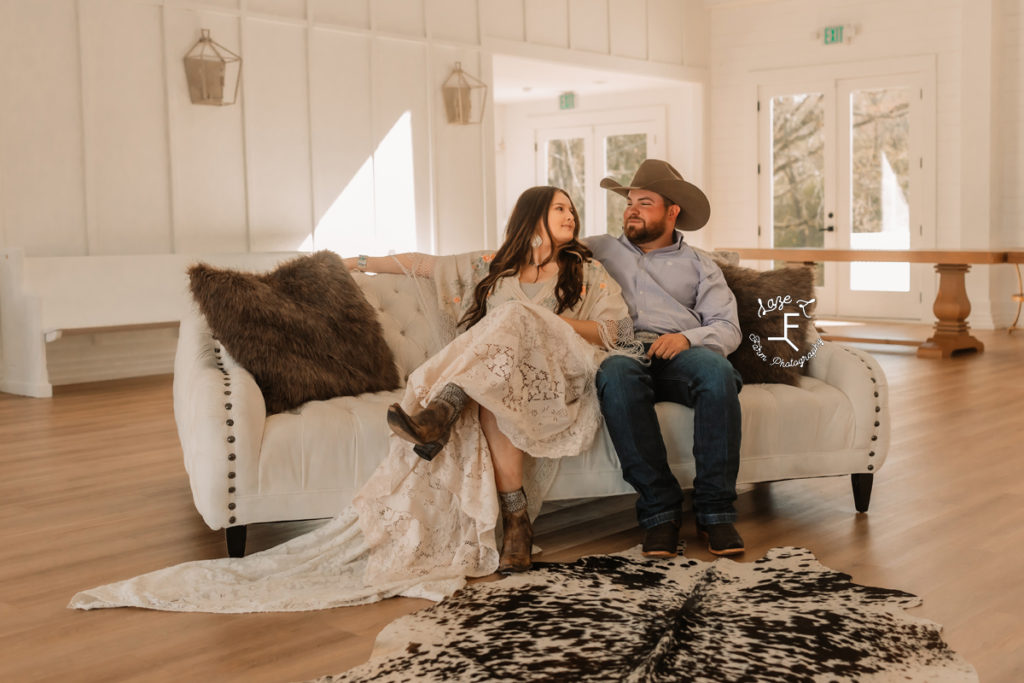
left=757, top=59, right=935, bottom=320
left=536, top=109, right=665, bottom=237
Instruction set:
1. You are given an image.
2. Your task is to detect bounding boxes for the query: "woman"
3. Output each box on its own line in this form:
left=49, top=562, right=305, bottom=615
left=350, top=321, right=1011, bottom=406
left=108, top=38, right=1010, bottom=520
left=69, top=187, right=635, bottom=613
left=346, top=186, right=633, bottom=574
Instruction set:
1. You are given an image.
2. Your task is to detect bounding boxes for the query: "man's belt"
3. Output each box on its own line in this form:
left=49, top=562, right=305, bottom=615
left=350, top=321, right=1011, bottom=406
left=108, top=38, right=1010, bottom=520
left=635, top=330, right=662, bottom=344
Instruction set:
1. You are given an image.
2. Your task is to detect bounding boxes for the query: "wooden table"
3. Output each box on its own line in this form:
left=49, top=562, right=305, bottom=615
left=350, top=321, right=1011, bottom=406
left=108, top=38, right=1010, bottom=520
left=723, top=248, right=1010, bottom=358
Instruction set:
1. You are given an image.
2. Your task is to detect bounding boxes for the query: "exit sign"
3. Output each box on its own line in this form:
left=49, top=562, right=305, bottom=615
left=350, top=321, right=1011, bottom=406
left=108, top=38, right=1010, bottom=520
left=823, top=25, right=844, bottom=44
left=559, top=92, right=576, bottom=110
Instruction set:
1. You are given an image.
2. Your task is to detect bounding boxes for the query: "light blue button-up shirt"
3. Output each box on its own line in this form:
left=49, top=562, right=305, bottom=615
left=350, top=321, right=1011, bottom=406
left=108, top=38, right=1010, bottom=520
left=587, top=231, right=741, bottom=357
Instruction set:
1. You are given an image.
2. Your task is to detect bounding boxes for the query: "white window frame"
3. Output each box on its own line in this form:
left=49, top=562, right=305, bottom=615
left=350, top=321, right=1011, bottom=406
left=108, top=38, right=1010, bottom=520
left=533, top=106, right=667, bottom=237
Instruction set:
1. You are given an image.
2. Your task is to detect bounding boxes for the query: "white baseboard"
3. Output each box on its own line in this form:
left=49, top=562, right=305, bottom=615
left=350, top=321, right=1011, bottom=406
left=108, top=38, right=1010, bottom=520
left=0, top=377, right=52, bottom=398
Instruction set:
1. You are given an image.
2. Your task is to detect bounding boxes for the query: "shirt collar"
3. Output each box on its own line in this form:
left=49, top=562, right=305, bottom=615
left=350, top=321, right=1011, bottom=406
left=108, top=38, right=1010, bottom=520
left=617, top=229, right=685, bottom=255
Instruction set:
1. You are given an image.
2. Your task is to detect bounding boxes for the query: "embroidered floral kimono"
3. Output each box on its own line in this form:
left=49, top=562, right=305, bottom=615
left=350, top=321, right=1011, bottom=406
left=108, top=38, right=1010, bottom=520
left=69, top=252, right=634, bottom=613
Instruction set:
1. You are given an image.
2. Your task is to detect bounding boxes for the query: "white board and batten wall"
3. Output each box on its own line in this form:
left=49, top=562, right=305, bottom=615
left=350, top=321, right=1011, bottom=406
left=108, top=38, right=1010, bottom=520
left=0, top=0, right=712, bottom=391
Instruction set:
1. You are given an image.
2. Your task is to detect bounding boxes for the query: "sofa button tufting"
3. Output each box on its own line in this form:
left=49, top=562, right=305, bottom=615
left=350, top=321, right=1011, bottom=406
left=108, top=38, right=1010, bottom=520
left=229, top=516, right=236, bottom=524
left=869, top=451, right=875, bottom=457
left=875, top=406, right=880, bottom=412
left=225, top=403, right=232, bottom=410
left=867, top=464, right=874, bottom=471
left=227, top=436, right=235, bottom=443
left=226, top=419, right=234, bottom=426
left=228, top=453, right=236, bottom=460
left=224, top=390, right=231, bottom=396
left=871, top=435, right=878, bottom=441
left=228, top=503, right=236, bottom=510
left=228, top=472, right=236, bottom=479
left=874, top=421, right=880, bottom=427
left=228, top=486, right=236, bottom=493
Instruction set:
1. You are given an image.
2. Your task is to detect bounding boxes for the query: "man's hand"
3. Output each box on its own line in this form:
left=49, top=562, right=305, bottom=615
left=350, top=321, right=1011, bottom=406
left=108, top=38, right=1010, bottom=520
left=647, top=332, right=691, bottom=359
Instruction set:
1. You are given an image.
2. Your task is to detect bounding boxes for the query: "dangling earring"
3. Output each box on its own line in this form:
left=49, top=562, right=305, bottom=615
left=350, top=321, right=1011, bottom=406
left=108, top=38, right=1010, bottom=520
left=531, top=234, right=543, bottom=248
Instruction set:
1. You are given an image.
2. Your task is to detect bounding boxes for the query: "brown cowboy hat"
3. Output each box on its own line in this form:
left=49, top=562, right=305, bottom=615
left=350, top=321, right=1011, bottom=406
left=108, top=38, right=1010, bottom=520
left=600, top=159, right=710, bottom=231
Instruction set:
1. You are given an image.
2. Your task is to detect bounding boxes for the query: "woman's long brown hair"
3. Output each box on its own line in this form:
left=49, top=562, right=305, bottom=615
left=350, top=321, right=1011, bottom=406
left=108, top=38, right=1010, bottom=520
left=459, top=186, right=593, bottom=329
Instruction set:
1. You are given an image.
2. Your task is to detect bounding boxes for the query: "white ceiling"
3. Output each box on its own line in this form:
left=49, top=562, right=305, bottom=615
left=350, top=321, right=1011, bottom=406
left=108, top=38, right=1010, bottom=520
left=491, top=54, right=688, bottom=104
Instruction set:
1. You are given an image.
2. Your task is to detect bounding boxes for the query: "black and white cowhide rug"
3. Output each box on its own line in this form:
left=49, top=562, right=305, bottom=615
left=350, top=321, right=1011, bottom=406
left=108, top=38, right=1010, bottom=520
left=312, top=546, right=976, bottom=682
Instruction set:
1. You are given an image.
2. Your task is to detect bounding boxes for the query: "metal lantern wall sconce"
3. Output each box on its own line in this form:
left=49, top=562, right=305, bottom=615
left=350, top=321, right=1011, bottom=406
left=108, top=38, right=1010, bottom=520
left=442, top=62, right=487, bottom=125
left=183, top=29, right=241, bottom=106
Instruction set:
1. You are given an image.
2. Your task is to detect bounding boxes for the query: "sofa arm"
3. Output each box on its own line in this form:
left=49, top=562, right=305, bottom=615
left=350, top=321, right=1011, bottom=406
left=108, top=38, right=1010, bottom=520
left=805, top=341, right=890, bottom=471
left=173, top=306, right=266, bottom=530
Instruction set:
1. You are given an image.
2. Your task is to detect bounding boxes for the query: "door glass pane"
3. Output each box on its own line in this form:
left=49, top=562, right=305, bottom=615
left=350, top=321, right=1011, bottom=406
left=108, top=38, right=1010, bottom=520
left=849, top=87, right=911, bottom=292
left=771, top=93, right=825, bottom=279
left=603, top=133, right=647, bottom=237
left=546, top=138, right=586, bottom=228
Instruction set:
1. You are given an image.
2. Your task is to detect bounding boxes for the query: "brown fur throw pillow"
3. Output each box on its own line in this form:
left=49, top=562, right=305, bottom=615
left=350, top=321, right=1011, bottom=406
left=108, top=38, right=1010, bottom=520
left=720, top=263, right=818, bottom=386
left=188, top=251, right=400, bottom=414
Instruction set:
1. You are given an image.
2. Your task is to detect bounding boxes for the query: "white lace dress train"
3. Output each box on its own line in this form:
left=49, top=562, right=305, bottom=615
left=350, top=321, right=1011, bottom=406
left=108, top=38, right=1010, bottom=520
left=68, top=301, right=612, bottom=613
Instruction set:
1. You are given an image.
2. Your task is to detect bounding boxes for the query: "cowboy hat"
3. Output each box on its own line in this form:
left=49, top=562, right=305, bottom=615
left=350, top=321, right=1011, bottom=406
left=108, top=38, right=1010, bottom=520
left=600, top=159, right=710, bottom=231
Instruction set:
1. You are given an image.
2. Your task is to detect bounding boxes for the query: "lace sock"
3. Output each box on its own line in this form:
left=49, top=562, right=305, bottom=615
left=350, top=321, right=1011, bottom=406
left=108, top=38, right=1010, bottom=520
left=436, top=383, right=468, bottom=413
left=498, top=487, right=527, bottom=513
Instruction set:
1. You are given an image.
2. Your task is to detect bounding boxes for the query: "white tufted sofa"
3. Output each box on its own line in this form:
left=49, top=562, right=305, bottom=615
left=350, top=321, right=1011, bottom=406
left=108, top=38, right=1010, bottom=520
left=174, top=272, right=891, bottom=556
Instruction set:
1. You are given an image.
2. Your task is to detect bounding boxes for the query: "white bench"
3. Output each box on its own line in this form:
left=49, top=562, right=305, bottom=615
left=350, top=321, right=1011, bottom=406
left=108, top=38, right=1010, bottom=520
left=0, top=248, right=298, bottom=397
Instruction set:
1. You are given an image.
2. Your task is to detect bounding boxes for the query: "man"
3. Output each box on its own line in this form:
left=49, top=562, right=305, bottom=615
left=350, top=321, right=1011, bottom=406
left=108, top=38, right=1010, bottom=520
left=586, top=159, right=745, bottom=557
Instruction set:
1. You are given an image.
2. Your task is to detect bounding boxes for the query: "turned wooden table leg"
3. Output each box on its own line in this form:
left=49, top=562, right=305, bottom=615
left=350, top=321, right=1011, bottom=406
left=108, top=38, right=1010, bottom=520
left=917, top=263, right=985, bottom=358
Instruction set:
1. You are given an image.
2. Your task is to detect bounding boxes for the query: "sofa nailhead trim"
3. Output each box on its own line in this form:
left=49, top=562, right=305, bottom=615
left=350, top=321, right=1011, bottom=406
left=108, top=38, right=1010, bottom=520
left=214, top=337, right=239, bottom=528
left=840, top=346, right=884, bottom=473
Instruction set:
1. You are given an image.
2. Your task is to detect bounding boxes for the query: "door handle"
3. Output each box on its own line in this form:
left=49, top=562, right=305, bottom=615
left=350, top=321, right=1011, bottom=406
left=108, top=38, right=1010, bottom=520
left=818, top=226, right=835, bottom=232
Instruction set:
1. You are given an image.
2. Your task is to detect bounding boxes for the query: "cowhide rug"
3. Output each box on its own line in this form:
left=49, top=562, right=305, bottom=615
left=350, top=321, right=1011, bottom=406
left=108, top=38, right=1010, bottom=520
left=310, top=546, right=977, bottom=682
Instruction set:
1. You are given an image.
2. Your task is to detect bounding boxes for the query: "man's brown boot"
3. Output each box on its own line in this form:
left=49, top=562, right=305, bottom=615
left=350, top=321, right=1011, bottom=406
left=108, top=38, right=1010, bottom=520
left=387, top=383, right=467, bottom=461
left=497, top=488, right=533, bottom=574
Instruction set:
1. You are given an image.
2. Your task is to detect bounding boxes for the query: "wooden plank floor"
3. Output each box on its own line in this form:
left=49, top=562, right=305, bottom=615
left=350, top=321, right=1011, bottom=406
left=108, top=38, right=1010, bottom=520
left=1, top=327, right=1022, bottom=682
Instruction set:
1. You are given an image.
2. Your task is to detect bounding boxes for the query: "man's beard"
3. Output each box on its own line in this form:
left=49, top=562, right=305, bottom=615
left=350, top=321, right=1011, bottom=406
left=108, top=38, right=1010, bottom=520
left=623, top=216, right=672, bottom=246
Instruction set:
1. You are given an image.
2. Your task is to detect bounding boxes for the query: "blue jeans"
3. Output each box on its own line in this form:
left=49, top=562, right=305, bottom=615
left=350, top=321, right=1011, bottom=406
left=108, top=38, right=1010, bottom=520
left=596, top=346, right=742, bottom=529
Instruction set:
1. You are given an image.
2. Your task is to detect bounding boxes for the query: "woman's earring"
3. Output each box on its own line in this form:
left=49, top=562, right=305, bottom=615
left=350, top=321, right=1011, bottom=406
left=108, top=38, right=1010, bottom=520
left=531, top=234, right=543, bottom=248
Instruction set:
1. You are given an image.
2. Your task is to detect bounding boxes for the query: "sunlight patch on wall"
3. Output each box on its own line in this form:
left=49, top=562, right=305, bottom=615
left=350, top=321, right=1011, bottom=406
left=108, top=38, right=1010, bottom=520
left=305, top=111, right=418, bottom=256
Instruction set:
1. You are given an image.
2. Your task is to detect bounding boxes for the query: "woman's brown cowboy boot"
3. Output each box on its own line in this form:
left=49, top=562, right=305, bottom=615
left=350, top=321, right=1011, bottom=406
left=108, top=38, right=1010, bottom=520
left=387, top=383, right=468, bottom=461
left=497, top=488, right=533, bottom=574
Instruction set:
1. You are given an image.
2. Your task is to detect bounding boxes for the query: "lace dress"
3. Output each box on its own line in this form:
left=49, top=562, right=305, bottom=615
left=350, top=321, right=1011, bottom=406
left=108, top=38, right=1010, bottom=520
left=69, top=253, right=634, bottom=613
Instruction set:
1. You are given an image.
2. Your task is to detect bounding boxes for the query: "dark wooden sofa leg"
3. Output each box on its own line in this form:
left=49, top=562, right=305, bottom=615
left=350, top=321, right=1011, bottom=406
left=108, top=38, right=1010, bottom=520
left=225, top=525, right=247, bottom=558
left=851, top=473, right=873, bottom=513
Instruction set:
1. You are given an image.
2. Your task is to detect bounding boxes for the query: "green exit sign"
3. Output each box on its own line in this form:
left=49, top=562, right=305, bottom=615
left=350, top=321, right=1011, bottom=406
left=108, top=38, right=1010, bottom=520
left=559, top=92, right=575, bottom=110
left=823, top=25, right=844, bottom=44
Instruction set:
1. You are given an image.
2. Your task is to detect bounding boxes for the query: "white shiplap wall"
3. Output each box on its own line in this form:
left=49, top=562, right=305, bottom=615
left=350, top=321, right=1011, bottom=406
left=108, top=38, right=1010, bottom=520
left=0, top=0, right=707, bottom=386
left=993, top=0, right=1024, bottom=322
